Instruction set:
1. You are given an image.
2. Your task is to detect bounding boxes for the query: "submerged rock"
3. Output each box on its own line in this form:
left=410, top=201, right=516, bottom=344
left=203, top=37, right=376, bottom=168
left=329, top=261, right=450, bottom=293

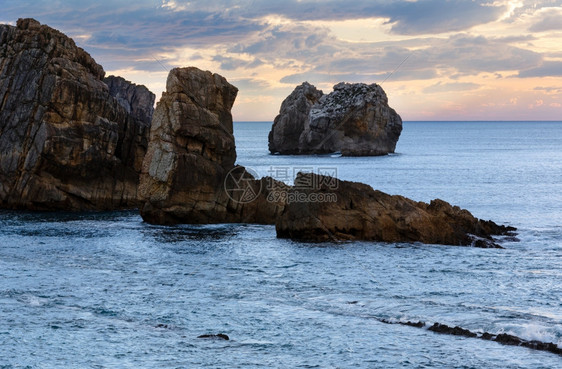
left=387, top=320, right=562, bottom=357
left=428, top=323, right=478, bottom=338
left=269, top=82, right=402, bottom=156
left=197, top=333, right=230, bottom=341
left=275, top=172, right=515, bottom=247
left=139, top=67, right=286, bottom=225
left=0, top=18, right=154, bottom=210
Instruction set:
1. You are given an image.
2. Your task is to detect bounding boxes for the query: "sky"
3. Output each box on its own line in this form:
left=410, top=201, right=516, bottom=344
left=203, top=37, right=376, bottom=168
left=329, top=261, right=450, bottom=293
left=2, top=0, right=562, bottom=121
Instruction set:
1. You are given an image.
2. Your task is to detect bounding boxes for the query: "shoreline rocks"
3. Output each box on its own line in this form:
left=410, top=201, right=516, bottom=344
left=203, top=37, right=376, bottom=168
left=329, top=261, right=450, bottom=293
left=378, top=320, right=562, bottom=357
left=275, top=172, right=514, bottom=247
left=0, top=18, right=154, bottom=210
left=269, top=82, right=402, bottom=156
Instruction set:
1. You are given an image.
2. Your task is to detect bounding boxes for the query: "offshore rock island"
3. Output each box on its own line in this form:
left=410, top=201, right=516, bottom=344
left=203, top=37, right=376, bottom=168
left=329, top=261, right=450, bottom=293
left=269, top=81, right=402, bottom=156
left=0, top=18, right=515, bottom=247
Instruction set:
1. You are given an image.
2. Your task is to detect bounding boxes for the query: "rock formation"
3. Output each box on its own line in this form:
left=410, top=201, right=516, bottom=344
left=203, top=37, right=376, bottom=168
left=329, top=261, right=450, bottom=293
left=138, top=67, right=514, bottom=247
left=104, top=75, right=154, bottom=125
left=0, top=20, right=514, bottom=249
left=139, top=67, right=286, bottom=225
left=268, top=82, right=323, bottom=154
left=269, top=82, right=402, bottom=156
left=0, top=18, right=154, bottom=210
left=275, top=172, right=515, bottom=247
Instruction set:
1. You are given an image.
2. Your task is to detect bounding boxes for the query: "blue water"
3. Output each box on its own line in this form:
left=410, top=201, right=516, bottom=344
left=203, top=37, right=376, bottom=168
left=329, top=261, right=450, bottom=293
left=1, top=122, right=561, bottom=368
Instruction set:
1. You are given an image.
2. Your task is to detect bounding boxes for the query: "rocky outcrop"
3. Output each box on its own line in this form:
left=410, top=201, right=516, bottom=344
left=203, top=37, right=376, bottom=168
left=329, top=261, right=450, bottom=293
left=268, top=82, right=323, bottom=154
left=197, top=334, right=230, bottom=340
left=139, top=67, right=286, bottom=225
left=275, top=172, right=515, bottom=247
left=138, top=68, right=514, bottom=248
left=104, top=75, right=154, bottom=124
left=0, top=18, right=154, bottom=210
left=269, top=82, right=402, bottom=156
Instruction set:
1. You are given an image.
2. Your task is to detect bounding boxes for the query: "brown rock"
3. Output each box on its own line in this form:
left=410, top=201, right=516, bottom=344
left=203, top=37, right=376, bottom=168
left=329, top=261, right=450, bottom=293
left=275, top=172, right=515, bottom=247
left=268, top=82, right=323, bottom=154
left=0, top=18, right=154, bottom=210
left=139, top=67, right=286, bottom=225
left=104, top=75, right=155, bottom=126
left=269, top=82, right=402, bottom=156
left=428, top=323, right=478, bottom=338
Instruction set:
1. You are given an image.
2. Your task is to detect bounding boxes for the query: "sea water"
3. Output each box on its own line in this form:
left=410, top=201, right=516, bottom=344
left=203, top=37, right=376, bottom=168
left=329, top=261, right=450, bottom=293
left=1, top=121, right=561, bottom=368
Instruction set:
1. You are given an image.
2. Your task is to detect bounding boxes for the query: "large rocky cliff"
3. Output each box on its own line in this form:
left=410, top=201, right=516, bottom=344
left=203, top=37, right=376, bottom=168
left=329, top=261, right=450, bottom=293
left=269, top=82, right=402, bottom=156
left=0, top=18, right=154, bottom=210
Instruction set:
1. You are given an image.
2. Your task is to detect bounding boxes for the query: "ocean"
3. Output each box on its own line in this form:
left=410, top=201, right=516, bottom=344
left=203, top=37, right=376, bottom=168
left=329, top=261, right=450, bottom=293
left=1, top=121, right=561, bottom=368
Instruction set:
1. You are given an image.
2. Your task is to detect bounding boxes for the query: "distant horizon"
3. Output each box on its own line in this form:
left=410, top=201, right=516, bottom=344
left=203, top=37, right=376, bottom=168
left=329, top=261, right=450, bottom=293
left=2, top=1, right=562, bottom=121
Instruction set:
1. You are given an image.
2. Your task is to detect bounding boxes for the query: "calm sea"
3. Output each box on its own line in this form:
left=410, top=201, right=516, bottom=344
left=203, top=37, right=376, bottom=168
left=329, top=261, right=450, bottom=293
left=1, top=121, right=561, bottom=368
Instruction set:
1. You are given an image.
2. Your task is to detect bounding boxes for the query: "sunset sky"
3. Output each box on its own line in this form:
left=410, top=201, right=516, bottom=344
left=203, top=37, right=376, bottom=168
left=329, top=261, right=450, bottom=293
left=2, top=0, right=562, bottom=121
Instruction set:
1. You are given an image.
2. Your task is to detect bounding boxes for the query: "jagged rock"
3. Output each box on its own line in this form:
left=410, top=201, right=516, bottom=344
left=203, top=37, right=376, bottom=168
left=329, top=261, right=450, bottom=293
left=269, top=82, right=402, bottom=156
left=197, top=334, right=230, bottom=340
left=139, top=67, right=286, bottom=225
left=0, top=18, right=154, bottom=210
left=268, top=82, right=323, bottom=154
left=428, top=323, right=478, bottom=338
left=275, top=172, right=515, bottom=247
left=104, top=75, right=154, bottom=124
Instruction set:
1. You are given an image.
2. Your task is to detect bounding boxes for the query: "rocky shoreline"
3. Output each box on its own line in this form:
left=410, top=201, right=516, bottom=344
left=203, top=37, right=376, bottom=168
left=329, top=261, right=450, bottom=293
left=275, top=172, right=515, bottom=247
left=0, top=18, right=516, bottom=248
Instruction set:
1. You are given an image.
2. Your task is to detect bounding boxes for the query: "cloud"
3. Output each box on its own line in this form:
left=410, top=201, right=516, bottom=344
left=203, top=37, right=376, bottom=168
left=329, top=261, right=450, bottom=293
left=438, top=34, right=541, bottom=74
left=534, top=86, right=562, bottom=93
left=519, top=61, right=562, bottom=78
left=381, top=0, right=506, bottom=34
left=0, top=0, right=541, bottom=78
left=423, top=82, right=480, bottom=94
left=229, top=78, right=271, bottom=90
left=2, top=0, right=561, bottom=120
left=529, top=7, right=562, bottom=32
left=160, top=0, right=506, bottom=34
left=229, top=23, right=338, bottom=60
left=280, top=72, right=375, bottom=85
left=212, top=55, right=264, bottom=71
